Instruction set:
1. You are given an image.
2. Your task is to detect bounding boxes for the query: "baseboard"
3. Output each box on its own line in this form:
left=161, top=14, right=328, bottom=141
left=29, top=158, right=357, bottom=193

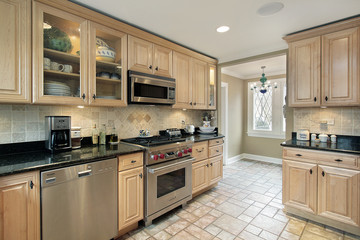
left=240, top=153, right=282, bottom=165
left=226, top=154, right=243, bottom=164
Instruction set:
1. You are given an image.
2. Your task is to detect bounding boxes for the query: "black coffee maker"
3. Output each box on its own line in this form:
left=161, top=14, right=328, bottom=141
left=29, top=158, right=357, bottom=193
left=45, top=116, right=72, bottom=152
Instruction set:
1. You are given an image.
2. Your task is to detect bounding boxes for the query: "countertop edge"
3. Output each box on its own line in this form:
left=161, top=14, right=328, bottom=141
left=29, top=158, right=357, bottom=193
left=281, top=142, right=360, bottom=155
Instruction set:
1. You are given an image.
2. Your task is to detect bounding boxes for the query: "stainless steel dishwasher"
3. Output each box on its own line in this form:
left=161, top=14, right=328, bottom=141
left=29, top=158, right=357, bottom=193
left=41, top=158, right=117, bottom=240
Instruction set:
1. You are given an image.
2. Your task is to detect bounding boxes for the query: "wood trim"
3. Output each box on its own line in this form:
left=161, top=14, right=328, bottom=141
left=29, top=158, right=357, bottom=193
left=34, top=0, right=217, bottom=64
left=283, top=16, right=360, bottom=43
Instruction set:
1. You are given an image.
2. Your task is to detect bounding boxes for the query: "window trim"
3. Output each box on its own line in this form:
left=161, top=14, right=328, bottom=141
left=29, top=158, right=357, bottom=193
left=247, top=78, right=286, bottom=139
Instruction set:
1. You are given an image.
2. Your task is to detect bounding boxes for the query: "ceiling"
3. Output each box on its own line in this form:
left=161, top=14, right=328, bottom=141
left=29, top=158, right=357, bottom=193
left=221, top=55, right=286, bottom=79
left=72, top=0, right=360, bottom=63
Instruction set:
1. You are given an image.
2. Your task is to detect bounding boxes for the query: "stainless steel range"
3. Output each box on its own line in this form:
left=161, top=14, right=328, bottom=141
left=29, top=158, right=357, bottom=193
left=121, top=129, right=194, bottom=226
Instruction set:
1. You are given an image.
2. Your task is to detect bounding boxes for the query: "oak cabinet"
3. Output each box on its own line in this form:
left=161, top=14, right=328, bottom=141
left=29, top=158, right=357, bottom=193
left=282, top=147, right=360, bottom=235
left=322, top=27, right=359, bottom=106
left=172, top=51, right=192, bottom=109
left=191, top=58, right=208, bottom=109
left=285, top=24, right=360, bottom=107
left=0, top=0, right=31, bottom=103
left=128, top=35, right=172, bottom=77
left=318, top=165, right=359, bottom=227
left=192, top=139, right=223, bottom=195
left=0, top=171, right=40, bottom=240
left=288, top=37, right=321, bottom=107
left=117, top=153, right=144, bottom=232
left=282, top=160, right=317, bottom=214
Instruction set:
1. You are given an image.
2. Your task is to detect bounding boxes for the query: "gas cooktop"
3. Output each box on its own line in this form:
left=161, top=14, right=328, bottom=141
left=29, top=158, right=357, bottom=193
left=121, top=135, right=186, bottom=147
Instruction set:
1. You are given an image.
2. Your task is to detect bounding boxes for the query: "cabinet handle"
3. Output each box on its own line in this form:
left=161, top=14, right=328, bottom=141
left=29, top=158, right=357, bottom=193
left=295, top=154, right=302, bottom=157
left=206, top=164, right=209, bottom=167
left=82, top=93, right=86, bottom=100
left=314, top=97, right=317, bottom=102
left=190, top=102, right=193, bottom=106
left=149, top=65, right=152, bottom=69
left=196, top=148, right=204, bottom=153
left=29, top=181, right=34, bottom=189
left=155, top=66, right=159, bottom=71
left=310, top=169, right=313, bottom=174
left=194, top=102, right=197, bottom=106
left=322, top=171, right=325, bottom=177
left=334, top=159, right=343, bottom=162
left=210, top=163, right=213, bottom=166
left=131, top=160, right=136, bottom=163
left=216, top=150, right=219, bottom=152
left=93, top=94, right=96, bottom=100
left=139, top=173, right=143, bottom=179
left=325, top=96, right=328, bottom=101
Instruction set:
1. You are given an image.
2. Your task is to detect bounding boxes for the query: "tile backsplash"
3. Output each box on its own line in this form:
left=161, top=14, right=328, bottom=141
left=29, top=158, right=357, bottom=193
left=293, top=107, right=360, bottom=135
left=0, top=104, right=216, bottom=144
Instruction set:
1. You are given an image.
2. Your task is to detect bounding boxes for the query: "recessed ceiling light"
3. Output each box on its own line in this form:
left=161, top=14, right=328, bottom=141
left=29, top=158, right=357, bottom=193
left=216, top=26, right=230, bottom=33
left=257, top=2, right=284, bottom=17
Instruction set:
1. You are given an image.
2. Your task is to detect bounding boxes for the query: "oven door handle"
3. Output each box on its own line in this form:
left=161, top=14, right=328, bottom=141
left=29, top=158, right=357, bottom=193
left=148, top=157, right=194, bottom=174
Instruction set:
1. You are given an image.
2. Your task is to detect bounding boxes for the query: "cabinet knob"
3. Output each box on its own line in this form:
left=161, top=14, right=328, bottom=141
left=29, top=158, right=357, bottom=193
left=295, top=154, right=302, bottom=157
left=155, top=66, right=159, bottom=71
left=310, top=169, right=313, bottom=174
left=131, top=160, right=136, bottom=163
left=206, top=164, right=209, bottom=167
left=149, top=65, right=152, bottom=69
left=325, top=96, right=328, bottom=101
left=190, top=102, right=193, bottom=106
left=194, top=102, right=197, bottom=106
left=322, top=171, right=325, bottom=177
left=82, top=93, right=86, bottom=100
left=93, top=94, right=96, bottom=100
left=314, top=97, right=317, bottom=102
left=29, top=181, right=34, bottom=189
left=139, top=173, right=143, bottom=179
left=210, top=163, right=213, bottom=166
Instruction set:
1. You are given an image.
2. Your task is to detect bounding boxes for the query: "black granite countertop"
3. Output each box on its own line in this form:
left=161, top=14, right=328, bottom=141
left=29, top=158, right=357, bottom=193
left=191, top=133, right=225, bottom=142
left=0, top=143, right=144, bottom=177
left=281, top=133, right=360, bottom=154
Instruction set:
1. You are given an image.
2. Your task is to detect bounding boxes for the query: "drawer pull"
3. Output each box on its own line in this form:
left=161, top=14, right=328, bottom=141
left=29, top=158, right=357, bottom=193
left=206, top=164, right=209, bottom=167
left=322, top=171, right=325, bottom=177
left=334, top=159, right=343, bottom=162
left=216, top=141, right=219, bottom=143
left=131, top=160, right=137, bottom=163
left=295, top=154, right=302, bottom=157
left=210, top=163, right=213, bottom=166
left=216, top=150, right=219, bottom=152
left=310, top=169, right=312, bottom=174
left=196, top=148, right=204, bottom=153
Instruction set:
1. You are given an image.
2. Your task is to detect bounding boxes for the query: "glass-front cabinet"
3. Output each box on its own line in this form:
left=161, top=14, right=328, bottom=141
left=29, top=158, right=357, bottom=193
left=208, top=64, right=216, bottom=109
left=88, top=22, right=127, bottom=106
left=33, top=2, right=87, bottom=105
left=33, top=2, right=127, bottom=106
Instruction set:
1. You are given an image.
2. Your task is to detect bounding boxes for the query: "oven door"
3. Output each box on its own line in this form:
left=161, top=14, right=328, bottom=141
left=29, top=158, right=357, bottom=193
left=146, top=157, right=193, bottom=216
left=129, top=73, right=175, bottom=104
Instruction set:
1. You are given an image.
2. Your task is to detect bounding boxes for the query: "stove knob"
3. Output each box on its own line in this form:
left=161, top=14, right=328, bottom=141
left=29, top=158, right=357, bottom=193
left=188, top=148, right=192, bottom=153
left=183, top=149, right=188, bottom=154
left=159, top=153, right=165, bottom=159
left=151, top=155, right=158, bottom=161
left=177, top=151, right=183, bottom=157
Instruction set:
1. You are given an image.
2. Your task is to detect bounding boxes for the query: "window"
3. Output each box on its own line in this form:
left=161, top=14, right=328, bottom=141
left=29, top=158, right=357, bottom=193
left=247, top=78, right=286, bottom=139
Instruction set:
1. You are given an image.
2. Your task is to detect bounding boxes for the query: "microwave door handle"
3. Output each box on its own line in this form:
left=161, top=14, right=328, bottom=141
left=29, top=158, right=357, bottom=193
left=148, top=157, right=194, bottom=174
left=133, top=77, right=175, bottom=88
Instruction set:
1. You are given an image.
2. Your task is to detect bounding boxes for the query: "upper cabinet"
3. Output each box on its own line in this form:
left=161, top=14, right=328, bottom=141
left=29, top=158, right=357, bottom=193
left=0, top=0, right=31, bottom=103
left=288, top=37, right=321, bottom=107
left=33, top=2, right=88, bottom=105
left=192, top=58, right=208, bottom=109
left=208, top=64, right=217, bottom=110
left=322, top=27, right=359, bottom=106
left=285, top=19, right=360, bottom=107
left=173, top=51, right=192, bottom=109
left=128, top=35, right=172, bottom=77
left=88, top=22, right=127, bottom=106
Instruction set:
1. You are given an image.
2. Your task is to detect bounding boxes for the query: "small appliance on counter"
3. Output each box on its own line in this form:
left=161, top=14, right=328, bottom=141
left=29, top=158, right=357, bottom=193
left=184, top=125, right=195, bottom=134
left=71, top=127, right=82, bottom=149
left=159, top=128, right=182, bottom=138
left=296, top=129, right=310, bottom=141
left=45, top=116, right=72, bottom=152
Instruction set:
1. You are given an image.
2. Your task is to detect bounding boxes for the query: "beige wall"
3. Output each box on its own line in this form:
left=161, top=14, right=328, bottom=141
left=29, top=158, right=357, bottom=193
left=221, top=74, right=244, bottom=158
left=0, top=104, right=213, bottom=144
left=242, top=74, right=288, bottom=159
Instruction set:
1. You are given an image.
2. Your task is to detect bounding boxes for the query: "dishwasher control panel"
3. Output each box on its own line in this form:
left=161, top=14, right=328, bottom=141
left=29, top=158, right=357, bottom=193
left=41, top=158, right=116, bottom=187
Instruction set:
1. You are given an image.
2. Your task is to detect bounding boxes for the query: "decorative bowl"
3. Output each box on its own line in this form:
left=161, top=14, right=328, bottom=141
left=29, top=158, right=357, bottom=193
left=199, top=126, right=216, bottom=132
left=96, top=46, right=116, bottom=62
left=96, top=37, right=109, bottom=48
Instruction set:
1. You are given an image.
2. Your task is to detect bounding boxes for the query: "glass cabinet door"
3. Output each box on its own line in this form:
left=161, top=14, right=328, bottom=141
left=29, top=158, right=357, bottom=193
left=208, top=65, right=217, bottom=109
left=33, top=2, right=87, bottom=105
left=89, top=22, right=127, bottom=106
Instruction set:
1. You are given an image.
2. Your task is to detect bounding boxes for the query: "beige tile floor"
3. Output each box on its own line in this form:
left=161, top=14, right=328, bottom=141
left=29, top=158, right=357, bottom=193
left=117, top=159, right=360, bottom=240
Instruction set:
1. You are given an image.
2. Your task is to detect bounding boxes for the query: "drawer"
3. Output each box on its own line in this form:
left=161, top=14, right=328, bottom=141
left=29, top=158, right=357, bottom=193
left=283, top=147, right=359, bottom=169
left=118, top=152, right=143, bottom=171
left=192, top=141, right=208, bottom=161
left=209, top=145, right=223, bottom=158
left=209, top=138, right=224, bottom=147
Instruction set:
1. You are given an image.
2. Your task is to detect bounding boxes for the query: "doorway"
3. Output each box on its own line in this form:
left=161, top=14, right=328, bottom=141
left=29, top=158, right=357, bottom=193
left=221, top=82, right=228, bottom=165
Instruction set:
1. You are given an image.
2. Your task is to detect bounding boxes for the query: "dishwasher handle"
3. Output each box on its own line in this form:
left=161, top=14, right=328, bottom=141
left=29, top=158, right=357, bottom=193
left=78, top=170, right=92, bottom=178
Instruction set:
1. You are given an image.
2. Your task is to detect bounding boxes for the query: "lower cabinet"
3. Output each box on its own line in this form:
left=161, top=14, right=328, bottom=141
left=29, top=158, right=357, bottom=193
left=192, top=139, right=223, bottom=195
left=117, top=153, right=144, bottom=233
left=282, top=147, right=360, bottom=235
left=0, top=171, right=40, bottom=240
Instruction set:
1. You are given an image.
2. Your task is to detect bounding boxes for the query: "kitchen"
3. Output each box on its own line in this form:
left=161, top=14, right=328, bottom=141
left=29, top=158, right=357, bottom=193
left=0, top=0, right=360, bottom=240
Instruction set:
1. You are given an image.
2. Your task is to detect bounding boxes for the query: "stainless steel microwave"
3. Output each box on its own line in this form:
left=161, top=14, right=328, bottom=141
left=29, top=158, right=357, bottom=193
left=128, top=71, right=176, bottom=105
